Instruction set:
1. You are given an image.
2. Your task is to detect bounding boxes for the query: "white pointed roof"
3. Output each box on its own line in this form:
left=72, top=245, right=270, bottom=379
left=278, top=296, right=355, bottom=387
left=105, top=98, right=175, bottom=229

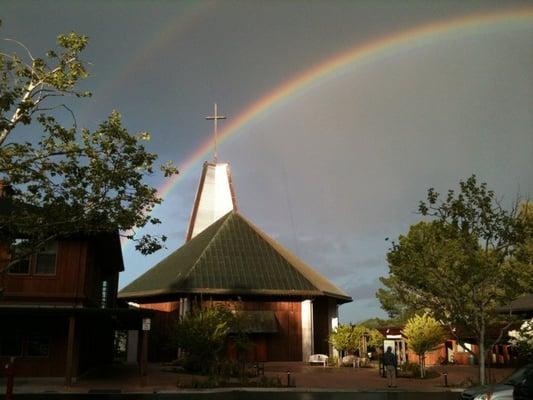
left=185, top=162, right=237, bottom=241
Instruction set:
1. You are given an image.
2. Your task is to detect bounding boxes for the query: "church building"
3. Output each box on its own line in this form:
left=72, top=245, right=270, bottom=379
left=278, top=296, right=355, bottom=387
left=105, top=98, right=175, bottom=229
left=119, top=106, right=352, bottom=362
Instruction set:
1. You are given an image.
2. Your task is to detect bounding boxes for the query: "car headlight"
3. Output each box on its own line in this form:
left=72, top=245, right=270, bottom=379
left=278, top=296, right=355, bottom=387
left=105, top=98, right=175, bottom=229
left=473, top=393, right=492, bottom=400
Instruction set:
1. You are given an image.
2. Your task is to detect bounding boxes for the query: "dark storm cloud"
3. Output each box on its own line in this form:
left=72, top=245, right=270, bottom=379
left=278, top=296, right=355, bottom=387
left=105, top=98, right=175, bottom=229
left=343, top=278, right=384, bottom=302
left=3, top=0, right=531, bottom=324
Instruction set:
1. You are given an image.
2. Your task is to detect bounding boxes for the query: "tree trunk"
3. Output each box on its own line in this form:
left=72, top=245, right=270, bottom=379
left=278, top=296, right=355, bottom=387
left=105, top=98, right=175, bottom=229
left=479, top=326, right=486, bottom=385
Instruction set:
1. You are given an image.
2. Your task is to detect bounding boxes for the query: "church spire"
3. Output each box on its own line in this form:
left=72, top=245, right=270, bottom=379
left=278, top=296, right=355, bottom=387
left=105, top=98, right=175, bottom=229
left=185, top=104, right=236, bottom=242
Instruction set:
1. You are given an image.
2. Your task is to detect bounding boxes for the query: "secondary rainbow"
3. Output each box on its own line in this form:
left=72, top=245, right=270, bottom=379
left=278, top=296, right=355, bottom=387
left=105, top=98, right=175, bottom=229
left=155, top=7, right=533, bottom=202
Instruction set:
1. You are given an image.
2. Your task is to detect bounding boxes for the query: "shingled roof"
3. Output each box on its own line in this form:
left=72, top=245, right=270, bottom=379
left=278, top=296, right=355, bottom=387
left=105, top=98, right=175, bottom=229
left=119, top=211, right=352, bottom=303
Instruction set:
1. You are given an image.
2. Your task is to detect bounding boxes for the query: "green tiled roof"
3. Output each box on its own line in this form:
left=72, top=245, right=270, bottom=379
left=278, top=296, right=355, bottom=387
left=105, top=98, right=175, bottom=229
left=119, top=211, right=351, bottom=303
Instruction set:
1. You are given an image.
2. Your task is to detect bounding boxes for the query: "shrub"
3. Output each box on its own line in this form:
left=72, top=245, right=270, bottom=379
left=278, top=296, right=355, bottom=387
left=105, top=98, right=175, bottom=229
left=175, top=305, right=234, bottom=374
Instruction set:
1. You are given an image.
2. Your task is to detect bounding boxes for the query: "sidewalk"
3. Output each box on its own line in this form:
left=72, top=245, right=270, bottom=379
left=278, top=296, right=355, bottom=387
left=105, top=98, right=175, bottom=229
left=0, top=362, right=515, bottom=394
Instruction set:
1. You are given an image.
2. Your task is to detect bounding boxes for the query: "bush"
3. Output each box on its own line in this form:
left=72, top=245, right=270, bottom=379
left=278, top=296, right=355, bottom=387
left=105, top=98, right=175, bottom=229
left=175, top=306, right=234, bottom=374
left=398, top=362, right=440, bottom=379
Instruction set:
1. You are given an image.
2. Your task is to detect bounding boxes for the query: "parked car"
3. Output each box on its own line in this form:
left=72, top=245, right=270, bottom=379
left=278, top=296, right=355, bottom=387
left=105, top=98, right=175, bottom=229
left=460, top=364, right=533, bottom=400
left=513, top=365, right=533, bottom=400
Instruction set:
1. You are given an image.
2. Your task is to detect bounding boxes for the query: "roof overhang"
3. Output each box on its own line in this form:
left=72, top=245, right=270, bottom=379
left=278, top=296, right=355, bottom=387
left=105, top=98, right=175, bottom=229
left=118, top=287, right=352, bottom=304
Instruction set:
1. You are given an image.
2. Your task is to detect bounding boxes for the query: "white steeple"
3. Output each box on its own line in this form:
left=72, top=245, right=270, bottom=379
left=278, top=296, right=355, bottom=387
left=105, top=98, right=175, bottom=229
left=185, top=161, right=237, bottom=241
left=185, top=104, right=237, bottom=241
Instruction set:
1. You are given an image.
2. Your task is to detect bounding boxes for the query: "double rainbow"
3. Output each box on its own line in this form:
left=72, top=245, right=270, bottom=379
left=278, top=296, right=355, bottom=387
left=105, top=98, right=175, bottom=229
left=156, top=7, right=533, bottom=200
left=120, top=8, right=532, bottom=249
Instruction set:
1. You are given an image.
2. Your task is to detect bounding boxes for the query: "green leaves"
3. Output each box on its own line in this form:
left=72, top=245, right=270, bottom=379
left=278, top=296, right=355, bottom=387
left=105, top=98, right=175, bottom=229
left=403, top=314, right=445, bottom=378
left=403, top=314, right=446, bottom=356
left=379, top=176, right=532, bottom=384
left=0, top=28, right=178, bottom=268
left=175, top=306, right=235, bottom=373
left=329, top=323, right=382, bottom=354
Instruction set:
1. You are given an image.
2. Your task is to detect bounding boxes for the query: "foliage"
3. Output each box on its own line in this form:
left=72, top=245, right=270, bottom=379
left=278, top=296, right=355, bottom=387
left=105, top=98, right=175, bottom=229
left=329, top=324, right=353, bottom=353
left=175, top=306, right=234, bottom=374
left=378, top=175, right=533, bottom=384
left=397, top=362, right=440, bottom=379
left=403, top=314, right=446, bottom=378
left=376, top=275, right=425, bottom=322
left=329, top=323, right=382, bottom=358
left=508, top=318, right=533, bottom=362
left=0, top=25, right=178, bottom=274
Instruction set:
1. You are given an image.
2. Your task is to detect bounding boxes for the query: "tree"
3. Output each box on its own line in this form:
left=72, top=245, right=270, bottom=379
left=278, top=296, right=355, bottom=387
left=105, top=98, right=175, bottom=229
left=378, top=176, right=532, bottom=384
left=175, top=306, right=234, bottom=374
left=0, top=25, right=177, bottom=277
left=329, top=323, right=382, bottom=364
left=376, top=275, right=424, bottom=322
left=329, top=324, right=354, bottom=355
left=403, top=314, right=446, bottom=378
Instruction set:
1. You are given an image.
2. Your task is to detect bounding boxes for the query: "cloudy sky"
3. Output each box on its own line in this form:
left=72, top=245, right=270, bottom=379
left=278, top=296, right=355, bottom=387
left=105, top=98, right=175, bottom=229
left=3, top=1, right=532, bottom=322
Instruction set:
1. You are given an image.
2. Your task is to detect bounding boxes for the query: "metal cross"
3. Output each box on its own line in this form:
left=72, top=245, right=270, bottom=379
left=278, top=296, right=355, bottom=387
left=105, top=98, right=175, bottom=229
left=206, top=103, right=226, bottom=163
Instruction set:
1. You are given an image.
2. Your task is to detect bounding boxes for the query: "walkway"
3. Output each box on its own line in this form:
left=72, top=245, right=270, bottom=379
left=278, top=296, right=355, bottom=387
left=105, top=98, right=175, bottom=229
left=0, top=362, right=515, bottom=394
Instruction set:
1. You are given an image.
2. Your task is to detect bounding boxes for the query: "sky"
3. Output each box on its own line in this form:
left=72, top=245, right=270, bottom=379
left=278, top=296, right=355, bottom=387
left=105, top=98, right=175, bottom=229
left=2, top=0, right=532, bottom=323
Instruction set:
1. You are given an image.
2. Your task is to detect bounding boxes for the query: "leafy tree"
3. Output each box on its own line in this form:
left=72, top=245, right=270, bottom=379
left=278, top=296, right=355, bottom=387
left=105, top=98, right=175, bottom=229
left=329, top=323, right=382, bottom=363
left=378, top=176, right=532, bottom=384
left=403, top=314, right=446, bottom=378
left=329, top=324, right=353, bottom=355
left=0, top=25, right=177, bottom=277
left=175, top=306, right=234, bottom=374
left=376, top=275, right=424, bottom=322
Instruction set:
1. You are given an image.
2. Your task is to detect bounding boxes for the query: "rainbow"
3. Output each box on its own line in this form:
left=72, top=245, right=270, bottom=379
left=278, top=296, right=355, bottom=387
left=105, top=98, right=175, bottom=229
left=94, top=1, right=217, bottom=104
left=123, top=7, right=533, bottom=247
left=156, top=7, right=533, bottom=200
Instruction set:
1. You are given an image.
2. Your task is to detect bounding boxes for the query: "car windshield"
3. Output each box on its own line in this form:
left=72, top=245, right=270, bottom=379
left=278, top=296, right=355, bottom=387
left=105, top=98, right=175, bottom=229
left=502, top=365, right=533, bottom=385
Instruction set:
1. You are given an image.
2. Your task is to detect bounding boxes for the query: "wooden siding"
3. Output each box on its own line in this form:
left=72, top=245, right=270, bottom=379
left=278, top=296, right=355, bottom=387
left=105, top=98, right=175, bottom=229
left=0, top=317, right=72, bottom=377
left=200, top=299, right=303, bottom=361
left=2, top=240, right=88, bottom=304
left=2, top=237, right=120, bottom=306
left=141, top=302, right=180, bottom=361
left=84, top=240, right=121, bottom=307
left=0, top=232, right=125, bottom=378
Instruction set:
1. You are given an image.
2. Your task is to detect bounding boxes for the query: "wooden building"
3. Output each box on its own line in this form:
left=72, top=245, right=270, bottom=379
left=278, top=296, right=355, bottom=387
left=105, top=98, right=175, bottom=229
left=119, top=162, right=352, bottom=362
left=0, top=189, right=150, bottom=381
left=379, top=326, right=516, bottom=367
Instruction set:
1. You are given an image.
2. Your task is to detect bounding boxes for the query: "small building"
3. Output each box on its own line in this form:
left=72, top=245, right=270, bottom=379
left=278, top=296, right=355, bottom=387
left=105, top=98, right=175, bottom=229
left=378, top=326, right=516, bottom=367
left=119, top=161, right=352, bottom=361
left=0, top=187, right=150, bottom=382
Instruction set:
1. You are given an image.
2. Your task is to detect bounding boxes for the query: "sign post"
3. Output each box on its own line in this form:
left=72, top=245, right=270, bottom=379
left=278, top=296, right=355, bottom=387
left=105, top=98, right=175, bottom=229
left=140, top=318, right=150, bottom=382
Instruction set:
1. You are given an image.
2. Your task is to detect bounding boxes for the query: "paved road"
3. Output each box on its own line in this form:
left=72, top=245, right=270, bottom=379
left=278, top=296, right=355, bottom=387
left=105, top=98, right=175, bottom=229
left=1, top=391, right=461, bottom=399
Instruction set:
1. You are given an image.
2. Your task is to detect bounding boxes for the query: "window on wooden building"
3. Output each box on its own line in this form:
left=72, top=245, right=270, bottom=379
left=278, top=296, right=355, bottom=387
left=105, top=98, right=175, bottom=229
left=8, top=258, right=30, bottom=274
left=101, top=280, right=108, bottom=308
left=7, top=238, right=30, bottom=274
left=0, top=334, right=23, bottom=356
left=26, top=335, right=50, bottom=357
left=457, top=342, right=472, bottom=353
left=34, top=242, right=57, bottom=275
